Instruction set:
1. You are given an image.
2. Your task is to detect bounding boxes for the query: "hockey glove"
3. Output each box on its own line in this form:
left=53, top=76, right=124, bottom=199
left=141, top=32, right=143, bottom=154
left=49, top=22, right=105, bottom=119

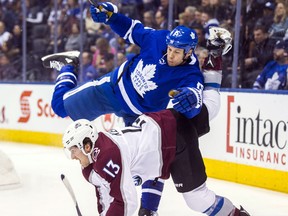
left=90, top=2, right=118, bottom=23
left=172, top=87, right=202, bottom=118
left=207, top=27, right=232, bottom=57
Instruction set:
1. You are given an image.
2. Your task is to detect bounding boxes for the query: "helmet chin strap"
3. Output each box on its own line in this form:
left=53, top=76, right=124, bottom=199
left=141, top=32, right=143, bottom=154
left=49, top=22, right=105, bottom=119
left=181, top=49, right=192, bottom=65
left=87, top=154, right=93, bottom=164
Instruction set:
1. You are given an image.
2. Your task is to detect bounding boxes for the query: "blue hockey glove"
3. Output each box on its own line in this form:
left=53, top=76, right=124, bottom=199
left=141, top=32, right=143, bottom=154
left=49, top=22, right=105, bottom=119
left=172, top=87, right=202, bottom=116
left=90, top=2, right=118, bottom=23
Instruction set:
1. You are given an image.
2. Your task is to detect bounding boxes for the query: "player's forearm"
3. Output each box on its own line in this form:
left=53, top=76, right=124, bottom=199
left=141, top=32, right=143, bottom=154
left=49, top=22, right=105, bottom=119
left=107, top=13, right=133, bottom=37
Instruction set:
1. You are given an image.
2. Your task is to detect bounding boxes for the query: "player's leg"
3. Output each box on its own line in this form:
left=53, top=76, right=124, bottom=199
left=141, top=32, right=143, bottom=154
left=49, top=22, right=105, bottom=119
left=170, top=113, right=250, bottom=215
left=138, top=178, right=164, bottom=216
left=42, top=51, right=127, bottom=121
left=137, top=57, right=221, bottom=216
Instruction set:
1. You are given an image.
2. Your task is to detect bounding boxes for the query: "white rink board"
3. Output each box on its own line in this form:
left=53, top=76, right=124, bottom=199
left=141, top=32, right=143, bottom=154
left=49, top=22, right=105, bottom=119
left=0, top=84, right=287, bottom=192
left=0, top=83, right=124, bottom=133
left=200, top=91, right=288, bottom=172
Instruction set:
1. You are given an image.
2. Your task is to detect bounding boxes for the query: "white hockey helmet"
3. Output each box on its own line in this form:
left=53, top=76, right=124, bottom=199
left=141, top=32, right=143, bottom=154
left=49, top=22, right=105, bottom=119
left=62, top=119, right=98, bottom=159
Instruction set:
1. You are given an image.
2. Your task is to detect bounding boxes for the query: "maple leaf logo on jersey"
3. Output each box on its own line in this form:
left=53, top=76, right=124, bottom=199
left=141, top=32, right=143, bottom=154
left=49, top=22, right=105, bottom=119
left=131, top=59, right=157, bottom=97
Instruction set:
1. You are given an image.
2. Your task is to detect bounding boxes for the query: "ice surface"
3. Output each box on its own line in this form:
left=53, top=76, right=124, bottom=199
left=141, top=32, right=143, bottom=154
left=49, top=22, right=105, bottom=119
left=0, top=141, right=287, bottom=216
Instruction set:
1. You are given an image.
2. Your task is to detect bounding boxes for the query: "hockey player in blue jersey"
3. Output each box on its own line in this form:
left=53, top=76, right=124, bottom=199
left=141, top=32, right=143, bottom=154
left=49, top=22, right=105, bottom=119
left=253, top=39, right=288, bottom=90
left=43, top=2, right=235, bottom=215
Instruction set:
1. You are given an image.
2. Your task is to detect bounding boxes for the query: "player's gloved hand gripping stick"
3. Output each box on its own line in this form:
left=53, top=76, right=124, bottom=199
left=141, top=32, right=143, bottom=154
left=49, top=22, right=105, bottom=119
left=89, top=0, right=117, bottom=23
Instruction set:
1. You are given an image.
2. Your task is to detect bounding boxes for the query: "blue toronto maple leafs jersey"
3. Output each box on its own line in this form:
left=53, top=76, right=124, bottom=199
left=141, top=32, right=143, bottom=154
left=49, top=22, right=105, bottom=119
left=108, top=13, right=204, bottom=114
left=253, top=60, right=287, bottom=90
left=59, top=13, right=204, bottom=123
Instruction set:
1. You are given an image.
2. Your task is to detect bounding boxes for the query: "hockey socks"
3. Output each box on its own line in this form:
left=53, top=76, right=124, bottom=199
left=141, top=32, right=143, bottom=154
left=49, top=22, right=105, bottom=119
left=140, top=178, right=164, bottom=212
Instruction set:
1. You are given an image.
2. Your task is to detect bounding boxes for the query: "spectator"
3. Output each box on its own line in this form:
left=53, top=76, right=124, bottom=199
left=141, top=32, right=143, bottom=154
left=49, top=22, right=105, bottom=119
left=221, top=0, right=237, bottom=29
left=184, top=6, right=199, bottom=28
left=192, top=24, right=207, bottom=49
left=64, top=22, right=83, bottom=51
left=243, top=25, right=275, bottom=88
left=155, top=8, right=168, bottom=29
left=26, top=0, right=45, bottom=25
left=63, top=0, right=81, bottom=19
left=143, top=10, right=157, bottom=29
left=0, top=21, right=12, bottom=55
left=143, top=0, right=159, bottom=13
left=61, top=0, right=82, bottom=37
left=47, top=24, right=67, bottom=53
left=268, top=1, right=288, bottom=42
left=98, top=53, right=116, bottom=77
left=209, top=0, right=228, bottom=23
left=0, top=53, right=20, bottom=81
left=81, top=51, right=99, bottom=82
left=6, top=24, right=22, bottom=62
left=91, top=37, right=116, bottom=69
left=0, top=2, right=18, bottom=32
left=253, top=39, right=288, bottom=90
left=47, top=0, right=65, bottom=28
left=245, top=0, right=266, bottom=42
left=200, top=7, right=220, bottom=39
left=194, top=8, right=203, bottom=26
left=195, top=47, right=208, bottom=70
left=177, top=12, right=190, bottom=27
left=84, top=6, right=101, bottom=38
left=255, top=1, right=275, bottom=32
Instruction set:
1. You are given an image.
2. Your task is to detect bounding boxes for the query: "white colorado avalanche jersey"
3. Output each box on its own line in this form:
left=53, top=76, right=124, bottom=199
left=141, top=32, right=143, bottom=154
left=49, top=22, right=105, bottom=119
left=81, top=110, right=177, bottom=216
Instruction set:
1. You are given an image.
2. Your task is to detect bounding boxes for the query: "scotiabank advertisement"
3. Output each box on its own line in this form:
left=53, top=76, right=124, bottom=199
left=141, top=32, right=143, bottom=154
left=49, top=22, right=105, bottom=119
left=200, top=91, right=288, bottom=172
left=0, top=83, right=124, bottom=134
left=0, top=84, right=72, bottom=133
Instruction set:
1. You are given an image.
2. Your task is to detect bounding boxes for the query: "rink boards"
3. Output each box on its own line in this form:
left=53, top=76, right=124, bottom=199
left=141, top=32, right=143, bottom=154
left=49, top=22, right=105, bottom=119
left=0, top=83, right=287, bottom=193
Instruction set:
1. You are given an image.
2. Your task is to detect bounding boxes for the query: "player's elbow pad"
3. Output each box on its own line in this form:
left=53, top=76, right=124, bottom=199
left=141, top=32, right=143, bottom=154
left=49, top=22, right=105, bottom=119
left=52, top=87, right=70, bottom=118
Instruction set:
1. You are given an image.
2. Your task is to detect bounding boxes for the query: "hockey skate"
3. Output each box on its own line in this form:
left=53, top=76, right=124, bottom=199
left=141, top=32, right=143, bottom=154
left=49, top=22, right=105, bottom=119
left=41, top=51, right=80, bottom=71
left=203, top=27, right=232, bottom=90
left=233, top=205, right=251, bottom=216
left=138, top=208, right=158, bottom=216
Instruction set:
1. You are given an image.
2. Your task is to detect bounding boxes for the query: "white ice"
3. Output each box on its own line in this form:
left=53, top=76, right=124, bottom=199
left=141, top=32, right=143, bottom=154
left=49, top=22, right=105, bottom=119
left=0, top=141, right=287, bottom=216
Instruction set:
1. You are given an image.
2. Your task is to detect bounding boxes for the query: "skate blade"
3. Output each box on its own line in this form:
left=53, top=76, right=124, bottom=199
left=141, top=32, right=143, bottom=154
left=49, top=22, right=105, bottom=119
left=41, top=51, right=80, bottom=70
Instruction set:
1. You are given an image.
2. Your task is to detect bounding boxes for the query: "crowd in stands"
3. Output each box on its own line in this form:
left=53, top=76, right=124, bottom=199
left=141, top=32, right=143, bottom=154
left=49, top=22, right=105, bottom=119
left=0, top=0, right=287, bottom=90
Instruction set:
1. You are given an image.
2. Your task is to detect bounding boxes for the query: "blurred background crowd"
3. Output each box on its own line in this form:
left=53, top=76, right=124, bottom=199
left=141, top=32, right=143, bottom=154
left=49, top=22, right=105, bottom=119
left=0, top=0, right=287, bottom=89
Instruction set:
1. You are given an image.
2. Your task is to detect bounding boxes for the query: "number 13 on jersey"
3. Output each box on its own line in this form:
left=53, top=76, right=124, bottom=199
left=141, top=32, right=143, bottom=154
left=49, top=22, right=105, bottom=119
left=103, top=159, right=120, bottom=178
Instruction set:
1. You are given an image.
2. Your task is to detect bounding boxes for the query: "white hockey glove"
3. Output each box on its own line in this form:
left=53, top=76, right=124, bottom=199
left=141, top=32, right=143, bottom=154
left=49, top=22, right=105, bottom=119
left=207, top=27, right=232, bottom=57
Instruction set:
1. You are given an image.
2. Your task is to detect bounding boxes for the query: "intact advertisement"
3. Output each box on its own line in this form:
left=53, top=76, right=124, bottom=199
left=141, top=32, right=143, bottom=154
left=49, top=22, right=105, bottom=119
left=200, top=91, right=287, bottom=172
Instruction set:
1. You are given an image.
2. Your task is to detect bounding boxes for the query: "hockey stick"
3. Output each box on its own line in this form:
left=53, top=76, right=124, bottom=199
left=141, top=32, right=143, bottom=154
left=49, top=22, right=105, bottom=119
left=60, top=174, right=83, bottom=216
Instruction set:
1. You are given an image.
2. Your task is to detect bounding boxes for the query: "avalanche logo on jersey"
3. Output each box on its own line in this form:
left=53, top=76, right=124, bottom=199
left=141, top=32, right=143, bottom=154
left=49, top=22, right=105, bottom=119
left=131, top=59, right=157, bottom=97
left=92, top=147, right=100, bottom=162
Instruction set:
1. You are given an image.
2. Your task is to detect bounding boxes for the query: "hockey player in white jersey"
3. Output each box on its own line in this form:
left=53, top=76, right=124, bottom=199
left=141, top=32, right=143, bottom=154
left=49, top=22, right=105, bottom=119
left=43, top=2, right=233, bottom=215
left=62, top=109, right=250, bottom=216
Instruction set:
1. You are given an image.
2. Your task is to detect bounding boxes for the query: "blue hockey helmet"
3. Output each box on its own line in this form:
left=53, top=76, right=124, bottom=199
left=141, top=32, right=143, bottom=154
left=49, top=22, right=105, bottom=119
left=166, top=25, right=198, bottom=53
